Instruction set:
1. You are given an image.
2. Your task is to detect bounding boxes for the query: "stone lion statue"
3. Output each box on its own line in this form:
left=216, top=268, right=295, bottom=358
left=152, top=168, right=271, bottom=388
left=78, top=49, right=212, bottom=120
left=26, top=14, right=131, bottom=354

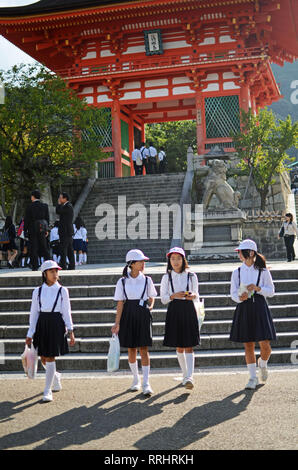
left=202, top=159, right=241, bottom=211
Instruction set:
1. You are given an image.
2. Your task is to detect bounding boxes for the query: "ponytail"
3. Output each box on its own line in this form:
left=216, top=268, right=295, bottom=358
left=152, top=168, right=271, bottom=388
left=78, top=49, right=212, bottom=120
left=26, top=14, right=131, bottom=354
left=122, top=261, right=135, bottom=278
left=241, top=249, right=266, bottom=270
left=122, top=265, right=128, bottom=278
left=254, top=252, right=266, bottom=270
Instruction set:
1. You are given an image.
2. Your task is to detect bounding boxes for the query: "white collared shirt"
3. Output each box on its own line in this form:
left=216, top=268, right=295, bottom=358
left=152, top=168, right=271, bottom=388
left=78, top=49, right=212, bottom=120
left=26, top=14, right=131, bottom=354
left=27, top=282, right=73, bottom=337
left=283, top=221, right=298, bottom=236
left=160, top=270, right=199, bottom=305
left=50, top=227, right=59, bottom=242
left=81, top=227, right=87, bottom=242
left=132, top=149, right=142, bottom=161
left=230, top=263, right=275, bottom=304
left=158, top=151, right=166, bottom=161
left=148, top=146, right=157, bottom=157
left=140, top=146, right=149, bottom=159
left=73, top=224, right=85, bottom=239
left=114, top=272, right=157, bottom=301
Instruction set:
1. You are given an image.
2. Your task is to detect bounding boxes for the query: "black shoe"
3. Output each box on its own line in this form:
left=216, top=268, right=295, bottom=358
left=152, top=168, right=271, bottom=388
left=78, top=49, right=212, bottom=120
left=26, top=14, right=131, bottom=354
left=8, top=262, right=14, bottom=269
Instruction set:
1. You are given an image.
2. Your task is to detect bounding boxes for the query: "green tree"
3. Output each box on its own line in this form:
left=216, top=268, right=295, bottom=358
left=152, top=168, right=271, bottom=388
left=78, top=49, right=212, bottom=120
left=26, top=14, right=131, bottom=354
left=231, top=109, right=298, bottom=211
left=0, top=64, right=108, bottom=216
left=145, top=120, right=197, bottom=172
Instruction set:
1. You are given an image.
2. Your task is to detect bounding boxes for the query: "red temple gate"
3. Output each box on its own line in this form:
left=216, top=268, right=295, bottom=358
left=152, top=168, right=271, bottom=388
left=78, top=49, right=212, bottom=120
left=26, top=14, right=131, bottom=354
left=0, top=0, right=297, bottom=177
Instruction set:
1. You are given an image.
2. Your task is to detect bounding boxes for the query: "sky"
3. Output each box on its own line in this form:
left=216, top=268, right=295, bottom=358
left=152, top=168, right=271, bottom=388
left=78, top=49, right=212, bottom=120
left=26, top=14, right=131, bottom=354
left=0, top=0, right=40, bottom=71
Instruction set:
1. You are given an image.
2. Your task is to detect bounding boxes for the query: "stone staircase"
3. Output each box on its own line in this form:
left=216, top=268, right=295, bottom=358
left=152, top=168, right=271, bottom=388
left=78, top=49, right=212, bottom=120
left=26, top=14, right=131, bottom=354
left=78, top=173, right=185, bottom=263
left=0, top=267, right=297, bottom=372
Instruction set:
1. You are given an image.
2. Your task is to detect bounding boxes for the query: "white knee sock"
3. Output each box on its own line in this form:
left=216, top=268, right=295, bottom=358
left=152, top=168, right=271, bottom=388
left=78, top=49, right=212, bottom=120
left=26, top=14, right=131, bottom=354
left=176, top=351, right=187, bottom=379
left=142, top=365, right=150, bottom=386
left=247, top=363, right=257, bottom=379
left=79, top=253, right=84, bottom=264
left=259, top=358, right=268, bottom=368
left=83, top=253, right=87, bottom=263
left=185, top=353, right=195, bottom=380
left=129, top=361, right=139, bottom=384
left=44, top=362, right=56, bottom=393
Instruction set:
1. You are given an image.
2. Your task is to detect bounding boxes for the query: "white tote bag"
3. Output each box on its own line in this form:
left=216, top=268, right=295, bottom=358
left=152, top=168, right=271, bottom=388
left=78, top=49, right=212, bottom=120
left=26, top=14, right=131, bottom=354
left=21, top=345, right=38, bottom=379
left=193, top=298, right=205, bottom=331
left=107, top=334, right=120, bottom=372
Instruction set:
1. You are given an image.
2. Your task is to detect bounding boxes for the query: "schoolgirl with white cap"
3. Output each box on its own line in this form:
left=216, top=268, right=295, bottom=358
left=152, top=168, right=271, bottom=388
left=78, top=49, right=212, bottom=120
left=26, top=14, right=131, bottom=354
left=112, top=249, right=157, bottom=396
left=230, top=239, right=276, bottom=389
left=25, top=260, right=75, bottom=402
left=160, top=247, right=200, bottom=389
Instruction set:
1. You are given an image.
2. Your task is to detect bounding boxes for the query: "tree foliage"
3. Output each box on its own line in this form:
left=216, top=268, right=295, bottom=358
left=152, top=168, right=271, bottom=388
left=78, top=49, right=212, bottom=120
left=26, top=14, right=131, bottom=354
left=145, top=120, right=197, bottom=172
left=231, top=108, right=298, bottom=210
left=0, top=64, right=108, bottom=215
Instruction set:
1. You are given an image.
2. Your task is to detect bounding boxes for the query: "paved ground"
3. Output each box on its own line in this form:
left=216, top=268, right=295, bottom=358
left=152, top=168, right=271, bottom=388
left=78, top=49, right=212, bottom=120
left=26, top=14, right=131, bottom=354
left=0, top=367, right=297, bottom=451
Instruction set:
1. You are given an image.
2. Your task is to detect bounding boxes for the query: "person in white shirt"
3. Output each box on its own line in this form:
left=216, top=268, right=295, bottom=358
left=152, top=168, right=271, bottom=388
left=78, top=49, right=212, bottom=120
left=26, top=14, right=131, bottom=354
left=160, top=247, right=200, bottom=390
left=278, top=213, right=298, bottom=262
left=132, top=145, right=143, bottom=176
left=148, top=142, right=157, bottom=174
left=50, top=221, right=60, bottom=264
left=81, top=224, right=88, bottom=264
left=25, top=260, right=75, bottom=402
left=73, top=217, right=85, bottom=266
left=230, top=239, right=276, bottom=390
left=140, top=142, right=149, bottom=174
left=158, top=147, right=166, bottom=173
left=112, top=249, right=157, bottom=396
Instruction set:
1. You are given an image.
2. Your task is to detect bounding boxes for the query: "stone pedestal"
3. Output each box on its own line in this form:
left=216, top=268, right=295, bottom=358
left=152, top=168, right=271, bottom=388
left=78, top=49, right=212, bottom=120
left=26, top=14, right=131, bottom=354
left=188, top=209, right=246, bottom=261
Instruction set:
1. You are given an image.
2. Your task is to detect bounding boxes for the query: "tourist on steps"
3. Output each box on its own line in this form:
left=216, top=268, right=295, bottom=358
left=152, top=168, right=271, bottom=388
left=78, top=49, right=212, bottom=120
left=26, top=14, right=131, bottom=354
left=160, top=247, right=200, bottom=390
left=140, top=142, right=149, bottom=174
left=132, top=145, right=143, bottom=176
left=111, top=249, right=157, bottom=396
left=148, top=142, right=158, bottom=174
left=230, top=239, right=276, bottom=390
left=278, top=212, right=298, bottom=262
left=25, top=260, right=75, bottom=402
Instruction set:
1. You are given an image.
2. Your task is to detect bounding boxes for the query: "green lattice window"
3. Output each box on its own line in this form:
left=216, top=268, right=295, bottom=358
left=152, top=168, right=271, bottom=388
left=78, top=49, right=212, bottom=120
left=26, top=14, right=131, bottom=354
left=205, top=95, right=240, bottom=138
left=121, top=120, right=129, bottom=152
left=82, top=107, right=112, bottom=147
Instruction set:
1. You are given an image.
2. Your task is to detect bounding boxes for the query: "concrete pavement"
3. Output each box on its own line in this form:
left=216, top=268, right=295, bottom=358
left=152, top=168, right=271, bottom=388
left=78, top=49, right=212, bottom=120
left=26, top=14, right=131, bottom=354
left=0, top=367, right=297, bottom=450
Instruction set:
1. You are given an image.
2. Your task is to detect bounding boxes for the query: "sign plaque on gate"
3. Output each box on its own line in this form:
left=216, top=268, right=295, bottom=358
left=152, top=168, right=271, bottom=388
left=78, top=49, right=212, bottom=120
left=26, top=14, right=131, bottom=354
left=144, top=29, right=163, bottom=56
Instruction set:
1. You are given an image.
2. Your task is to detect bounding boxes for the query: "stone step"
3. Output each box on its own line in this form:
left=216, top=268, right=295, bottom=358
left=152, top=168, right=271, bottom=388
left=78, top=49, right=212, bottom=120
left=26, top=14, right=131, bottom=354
left=1, top=304, right=297, bottom=328
left=0, top=279, right=298, bottom=299
left=2, top=332, right=297, bottom=354
left=0, top=304, right=297, bottom=326
left=1, top=317, right=296, bottom=339
left=0, top=292, right=297, bottom=311
left=0, top=269, right=297, bottom=287
left=0, top=347, right=294, bottom=371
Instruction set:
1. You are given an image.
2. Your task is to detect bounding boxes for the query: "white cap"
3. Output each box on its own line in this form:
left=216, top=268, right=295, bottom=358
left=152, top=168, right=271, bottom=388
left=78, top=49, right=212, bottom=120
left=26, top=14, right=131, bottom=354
left=166, top=246, right=186, bottom=258
left=234, top=239, right=257, bottom=252
left=125, top=249, right=149, bottom=263
left=40, top=260, right=62, bottom=272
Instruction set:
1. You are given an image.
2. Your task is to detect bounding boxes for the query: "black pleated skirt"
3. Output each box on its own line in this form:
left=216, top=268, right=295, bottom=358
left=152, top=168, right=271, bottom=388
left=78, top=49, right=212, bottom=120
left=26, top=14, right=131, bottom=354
left=229, top=294, right=277, bottom=343
left=163, top=299, right=200, bottom=348
left=119, top=300, right=153, bottom=348
left=33, top=311, right=69, bottom=357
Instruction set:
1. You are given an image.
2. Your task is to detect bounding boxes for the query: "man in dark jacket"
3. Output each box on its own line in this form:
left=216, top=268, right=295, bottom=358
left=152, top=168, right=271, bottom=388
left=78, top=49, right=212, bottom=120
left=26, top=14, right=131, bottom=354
left=56, top=192, right=75, bottom=270
left=24, top=189, right=50, bottom=271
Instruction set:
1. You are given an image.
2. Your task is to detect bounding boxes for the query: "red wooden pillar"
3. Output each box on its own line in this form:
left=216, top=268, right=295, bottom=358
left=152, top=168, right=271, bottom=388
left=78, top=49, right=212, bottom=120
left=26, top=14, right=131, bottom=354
left=240, top=84, right=250, bottom=112
left=195, top=92, right=205, bottom=156
left=111, top=99, right=122, bottom=177
left=129, top=114, right=135, bottom=176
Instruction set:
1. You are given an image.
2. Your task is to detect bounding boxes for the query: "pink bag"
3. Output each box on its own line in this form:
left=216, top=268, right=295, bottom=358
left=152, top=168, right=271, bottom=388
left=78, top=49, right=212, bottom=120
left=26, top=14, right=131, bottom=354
left=21, top=345, right=38, bottom=379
